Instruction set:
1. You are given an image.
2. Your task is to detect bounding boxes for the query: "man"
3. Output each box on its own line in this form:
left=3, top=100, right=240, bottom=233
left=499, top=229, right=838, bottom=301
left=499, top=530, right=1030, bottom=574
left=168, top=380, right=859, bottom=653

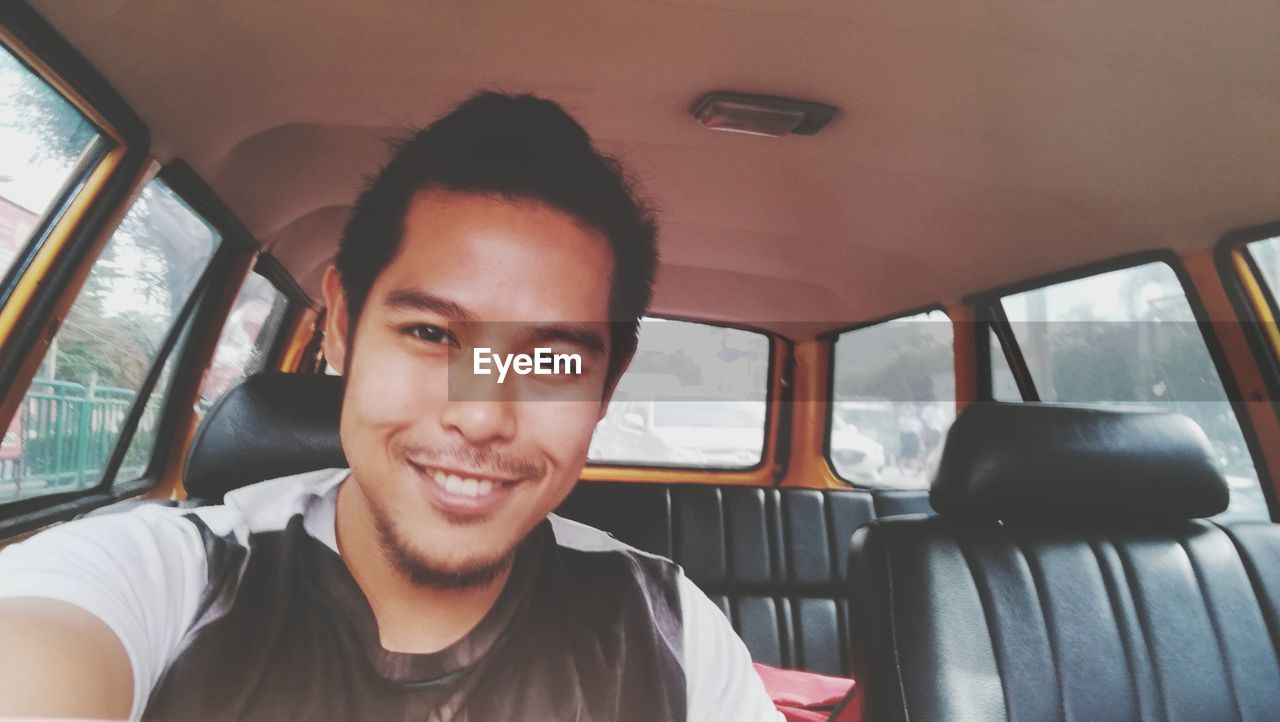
left=0, top=92, right=781, bottom=720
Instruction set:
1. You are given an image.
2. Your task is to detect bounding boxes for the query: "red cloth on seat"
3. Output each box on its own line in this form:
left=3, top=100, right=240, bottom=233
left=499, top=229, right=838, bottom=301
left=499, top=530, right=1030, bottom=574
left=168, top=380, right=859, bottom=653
left=753, top=663, right=857, bottom=722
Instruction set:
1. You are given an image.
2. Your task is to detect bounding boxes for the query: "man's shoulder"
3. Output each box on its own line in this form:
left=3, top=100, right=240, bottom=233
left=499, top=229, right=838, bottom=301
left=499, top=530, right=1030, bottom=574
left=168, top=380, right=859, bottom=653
left=544, top=514, right=686, bottom=598
left=215, top=467, right=346, bottom=534
left=546, top=514, right=673, bottom=565
left=20, top=467, right=347, bottom=551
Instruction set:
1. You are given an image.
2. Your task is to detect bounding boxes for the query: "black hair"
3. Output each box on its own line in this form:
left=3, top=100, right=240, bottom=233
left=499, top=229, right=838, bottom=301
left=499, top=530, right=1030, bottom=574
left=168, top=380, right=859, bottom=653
left=335, top=91, right=659, bottom=385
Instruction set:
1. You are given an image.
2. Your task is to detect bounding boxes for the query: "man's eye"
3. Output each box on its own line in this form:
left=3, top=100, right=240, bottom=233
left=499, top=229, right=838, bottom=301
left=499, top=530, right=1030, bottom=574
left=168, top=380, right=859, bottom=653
left=404, top=324, right=450, bottom=345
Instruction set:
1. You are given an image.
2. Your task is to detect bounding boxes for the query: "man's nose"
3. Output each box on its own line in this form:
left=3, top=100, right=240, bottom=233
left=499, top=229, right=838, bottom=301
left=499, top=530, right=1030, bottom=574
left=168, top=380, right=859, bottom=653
left=441, top=360, right=517, bottom=445
left=439, top=400, right=517, bottom=446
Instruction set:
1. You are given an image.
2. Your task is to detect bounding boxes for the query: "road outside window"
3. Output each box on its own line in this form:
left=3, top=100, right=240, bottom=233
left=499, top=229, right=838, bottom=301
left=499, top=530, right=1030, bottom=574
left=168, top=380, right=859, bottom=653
left=831, top=310, right=955, bottom=489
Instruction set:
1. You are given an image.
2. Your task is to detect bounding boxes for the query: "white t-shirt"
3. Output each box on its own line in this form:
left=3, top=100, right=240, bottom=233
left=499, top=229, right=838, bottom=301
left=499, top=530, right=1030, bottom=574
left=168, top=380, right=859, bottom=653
left=0, top=469, right=781, bottom=721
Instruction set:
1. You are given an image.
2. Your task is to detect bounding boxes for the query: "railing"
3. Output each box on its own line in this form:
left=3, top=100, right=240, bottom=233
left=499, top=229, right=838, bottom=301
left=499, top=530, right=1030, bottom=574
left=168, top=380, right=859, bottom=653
left=0, top=379, right=160, bottom=502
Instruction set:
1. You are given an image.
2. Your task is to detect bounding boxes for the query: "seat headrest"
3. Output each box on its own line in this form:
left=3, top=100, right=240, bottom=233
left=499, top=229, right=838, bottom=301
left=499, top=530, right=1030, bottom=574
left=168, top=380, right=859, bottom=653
left=930, top=402, right=1229, bottom=522
left=184, top=373, right=346, bottom=501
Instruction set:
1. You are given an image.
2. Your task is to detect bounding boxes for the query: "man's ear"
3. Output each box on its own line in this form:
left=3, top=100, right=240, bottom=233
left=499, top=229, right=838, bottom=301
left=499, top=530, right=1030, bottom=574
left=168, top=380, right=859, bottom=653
left=321, top=266, right=351, bottom=374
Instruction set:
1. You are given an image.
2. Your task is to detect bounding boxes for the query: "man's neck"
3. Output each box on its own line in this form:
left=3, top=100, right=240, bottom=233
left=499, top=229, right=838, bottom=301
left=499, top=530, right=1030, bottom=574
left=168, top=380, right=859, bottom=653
left=334, top=478, right=511, bottom=654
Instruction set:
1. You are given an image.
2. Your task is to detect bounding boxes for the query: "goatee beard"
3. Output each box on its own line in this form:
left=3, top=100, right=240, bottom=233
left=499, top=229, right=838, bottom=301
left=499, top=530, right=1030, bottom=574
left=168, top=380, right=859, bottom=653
left=370, top=505, right=515, bottom=590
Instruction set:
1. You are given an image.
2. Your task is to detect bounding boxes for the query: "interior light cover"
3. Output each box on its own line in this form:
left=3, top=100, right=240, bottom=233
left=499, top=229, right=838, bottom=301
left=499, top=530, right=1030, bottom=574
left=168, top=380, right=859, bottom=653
left=692, top=92, right=838, bottom=138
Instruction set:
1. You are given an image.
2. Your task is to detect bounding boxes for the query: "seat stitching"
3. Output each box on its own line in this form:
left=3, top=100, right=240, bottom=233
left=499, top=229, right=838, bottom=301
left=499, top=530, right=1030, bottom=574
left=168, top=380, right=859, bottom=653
left=956, top=534, right=1014, bottom=719
left=1088, top=536, right=1146, bottom=720
left=821, top=494, right=849, bottom=675
left=766, top=490, right=781, bottom=583
left=790, top=596, right=804, bottom=670
left=716, top=487, right=730, bottom=589
left=837, top=596, right=851, bottom=679
left=1209, top=521, right=1280, bottom=670
left=663, top=487, right=674, bottom=568
left=767, top=492, right=793, bottom=669
left=1014, top=533, right=1069, bottom=722
left=823, top=493, right=839, bottom=583
left=1177, top=530, right=1244, bottom=721
left=671, top=490, right=685, bottom=580
left=879, top=526, right=911, bottom=722
left=1115, top=537, right=1172, bottom=721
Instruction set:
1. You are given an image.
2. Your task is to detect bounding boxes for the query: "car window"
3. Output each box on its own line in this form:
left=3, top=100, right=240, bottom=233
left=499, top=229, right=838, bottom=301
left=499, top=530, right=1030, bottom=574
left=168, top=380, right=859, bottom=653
left=1245, top=235, right=1280, bottom=311
left=114, top=316, right=192, bottom=483
left=652, top=401, right=762, bottom=428
left=0, top=43, right=103, bottom=283
left=588, top=318, right=770, bottom=469
left=831, top=310, right=955, bottom=489
left=198, top=271, right=290, bottom=410
left=0, top=178, right=220, bottom=503
left=990, top=328, right=1020, bottom=401
left=999, top=261, right=1268, bottom=521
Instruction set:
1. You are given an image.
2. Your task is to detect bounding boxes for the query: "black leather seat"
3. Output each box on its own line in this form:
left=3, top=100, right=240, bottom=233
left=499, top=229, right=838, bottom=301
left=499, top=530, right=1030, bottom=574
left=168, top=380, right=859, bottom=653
left=555, top=482, right=925, bottom=676
left=84, top=373, right=346, bottom=514
left=184, top=372, right=346, bottom=502
left=848, top=402, right=1280, bottom=721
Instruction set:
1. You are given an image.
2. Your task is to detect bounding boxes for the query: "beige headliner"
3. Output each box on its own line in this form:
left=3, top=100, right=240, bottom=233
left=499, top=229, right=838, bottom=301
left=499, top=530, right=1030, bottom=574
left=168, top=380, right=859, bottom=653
left=29, top=0, right=1280, bottom=337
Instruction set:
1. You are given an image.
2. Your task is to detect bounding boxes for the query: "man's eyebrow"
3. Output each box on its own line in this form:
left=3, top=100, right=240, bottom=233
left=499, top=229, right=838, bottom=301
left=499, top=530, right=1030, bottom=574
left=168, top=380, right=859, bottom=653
left=529, top=324, right=608, bottom=356
left=382, top=288, right=477, bottom=321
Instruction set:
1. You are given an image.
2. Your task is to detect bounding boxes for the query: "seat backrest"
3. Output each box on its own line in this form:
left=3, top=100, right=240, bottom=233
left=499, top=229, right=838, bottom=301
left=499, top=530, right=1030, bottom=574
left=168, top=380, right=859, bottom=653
left=556, top=481, right=931, bottom=676
left=184, top=373, right=345, bottom=501
left=847, top=402, right=1280, bottom=721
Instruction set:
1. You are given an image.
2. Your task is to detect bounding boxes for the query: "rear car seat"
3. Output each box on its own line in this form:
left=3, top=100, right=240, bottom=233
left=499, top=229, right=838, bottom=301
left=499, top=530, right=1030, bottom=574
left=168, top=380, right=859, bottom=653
left=848, top=402, right=1280, bottom=720
left=557, top=481, right=931, bottom=676
left=102, top=373, right=931, bottom=676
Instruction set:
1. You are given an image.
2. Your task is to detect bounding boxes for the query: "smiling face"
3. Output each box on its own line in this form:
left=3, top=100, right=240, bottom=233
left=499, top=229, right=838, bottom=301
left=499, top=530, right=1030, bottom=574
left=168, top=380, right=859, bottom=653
left=322, top=188, right=617, bottom=586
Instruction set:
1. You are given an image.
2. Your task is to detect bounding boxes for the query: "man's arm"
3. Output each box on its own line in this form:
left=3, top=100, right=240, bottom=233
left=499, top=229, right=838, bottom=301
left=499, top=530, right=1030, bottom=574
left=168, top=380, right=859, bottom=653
left=0, top=597, right=133, bottom=718
left=0, top=509, right=217, bottom=719
left=678, top=575, right=785, bottom=722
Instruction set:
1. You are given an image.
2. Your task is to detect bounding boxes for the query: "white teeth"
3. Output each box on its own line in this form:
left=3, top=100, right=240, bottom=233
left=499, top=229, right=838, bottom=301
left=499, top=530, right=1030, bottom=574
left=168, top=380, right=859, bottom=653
left=428, top=468, right=497, bottom=498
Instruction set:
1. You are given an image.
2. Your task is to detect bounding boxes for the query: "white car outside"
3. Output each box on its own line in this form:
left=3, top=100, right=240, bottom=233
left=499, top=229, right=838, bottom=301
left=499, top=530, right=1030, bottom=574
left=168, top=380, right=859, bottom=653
left=830, top=416, right=887, bottom=484
left=647, top=400, right=766, bottom=468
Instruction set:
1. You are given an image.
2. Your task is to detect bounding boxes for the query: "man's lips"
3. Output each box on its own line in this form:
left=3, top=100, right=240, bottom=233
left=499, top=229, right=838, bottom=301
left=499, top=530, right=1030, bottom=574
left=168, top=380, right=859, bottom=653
left=407, top=460, right=528, bottom=516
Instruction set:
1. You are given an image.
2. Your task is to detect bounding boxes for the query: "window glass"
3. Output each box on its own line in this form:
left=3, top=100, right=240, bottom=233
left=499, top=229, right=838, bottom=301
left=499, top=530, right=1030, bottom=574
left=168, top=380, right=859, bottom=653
left=0, top=44, right=102, bottom=279
left=1000, top=261, right=1268, bottom=521
left=831, top=310, right=955, bottom=489
left=0, top=179, right=220, bottom=503
left=198, top=272, right=290, bottom=410
left=1246, top=236, right=1280, bottom=307
left=990, top=328, right=1020, bottom=401
left=115, top=318, right=191, bottom=484
left=588, top=318, right=770, bottom=469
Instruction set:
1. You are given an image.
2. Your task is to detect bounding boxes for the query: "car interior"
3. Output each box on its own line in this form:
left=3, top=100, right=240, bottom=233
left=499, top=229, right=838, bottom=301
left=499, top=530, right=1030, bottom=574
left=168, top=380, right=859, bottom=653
left=2, top=1, right=1280, bottom=719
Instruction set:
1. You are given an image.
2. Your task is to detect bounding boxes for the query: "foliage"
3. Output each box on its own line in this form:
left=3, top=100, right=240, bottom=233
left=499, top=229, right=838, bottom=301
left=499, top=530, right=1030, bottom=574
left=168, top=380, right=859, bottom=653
left=1, top=50, right=97, bottom=165
left=46, top=186, right=209, bottom=390
left=835, top=321, right=951, bottom=402
left=1025, top=263, right=1254, bottom=476
left=630, top=349, right=703, bottom=386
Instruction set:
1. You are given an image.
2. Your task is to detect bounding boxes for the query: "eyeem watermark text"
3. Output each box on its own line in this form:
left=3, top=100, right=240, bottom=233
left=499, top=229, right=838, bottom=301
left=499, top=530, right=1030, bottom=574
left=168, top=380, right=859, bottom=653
left=473, top=347, right=582, bottom=384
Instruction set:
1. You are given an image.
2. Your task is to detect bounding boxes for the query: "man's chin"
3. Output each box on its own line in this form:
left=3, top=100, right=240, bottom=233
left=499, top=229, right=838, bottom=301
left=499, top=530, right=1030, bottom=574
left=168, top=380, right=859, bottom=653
left=373, top=514, right=515, bottom=589
left=396, top=550, right=514, bottom=590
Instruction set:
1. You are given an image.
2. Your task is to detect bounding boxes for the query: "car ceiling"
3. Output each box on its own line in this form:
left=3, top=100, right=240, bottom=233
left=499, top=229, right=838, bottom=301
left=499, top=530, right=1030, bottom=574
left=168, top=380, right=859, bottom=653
left=26, top=0, right=1280, bottom=338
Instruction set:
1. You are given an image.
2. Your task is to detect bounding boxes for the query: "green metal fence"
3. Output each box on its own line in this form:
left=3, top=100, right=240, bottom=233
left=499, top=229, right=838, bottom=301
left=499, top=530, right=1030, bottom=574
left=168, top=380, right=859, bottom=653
left=0, top=380, right=161, bottom=502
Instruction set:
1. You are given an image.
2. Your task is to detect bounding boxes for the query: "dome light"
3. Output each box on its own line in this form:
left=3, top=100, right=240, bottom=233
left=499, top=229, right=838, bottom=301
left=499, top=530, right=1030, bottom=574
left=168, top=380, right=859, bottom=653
left=692, top=92, right=838, bottom=138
